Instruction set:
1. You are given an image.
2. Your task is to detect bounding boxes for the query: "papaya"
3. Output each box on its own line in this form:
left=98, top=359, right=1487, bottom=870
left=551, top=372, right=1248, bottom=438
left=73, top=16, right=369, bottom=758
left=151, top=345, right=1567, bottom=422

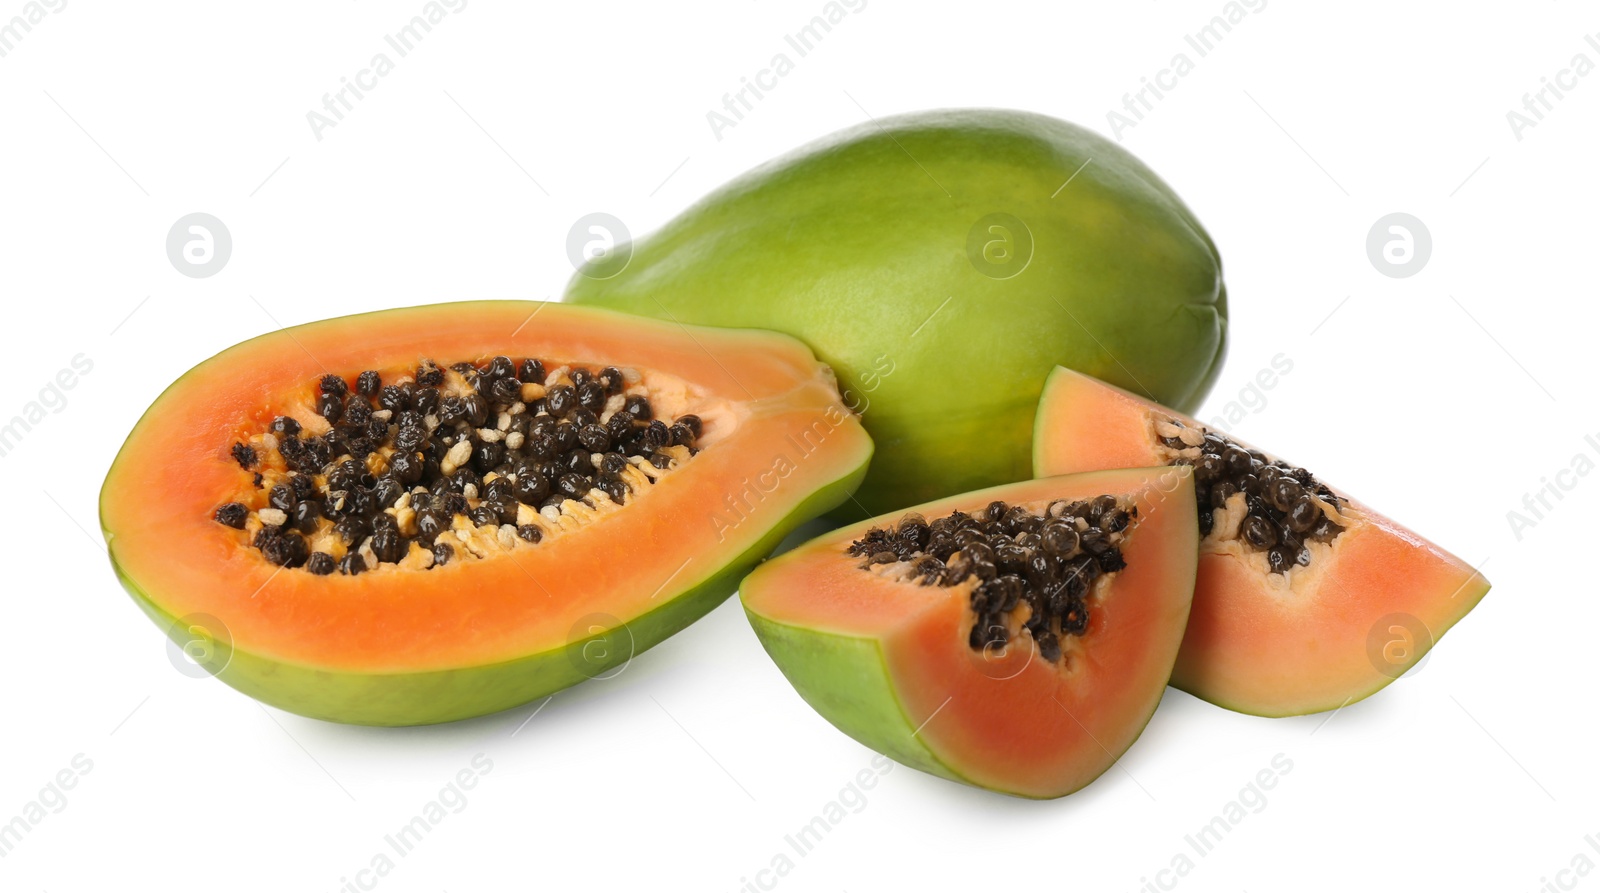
left=566, top=108, right=1227, bottom=517
left=741, top=468, right=1198, bottom=798
left=1032, top=366, right=1491, bottom=716
left=99, top=301, right=871, bottom=725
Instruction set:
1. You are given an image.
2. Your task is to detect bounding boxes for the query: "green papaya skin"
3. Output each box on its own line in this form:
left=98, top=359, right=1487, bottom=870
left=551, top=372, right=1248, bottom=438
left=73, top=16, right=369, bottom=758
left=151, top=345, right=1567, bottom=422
left=566, top=108, right=1226, bottom=518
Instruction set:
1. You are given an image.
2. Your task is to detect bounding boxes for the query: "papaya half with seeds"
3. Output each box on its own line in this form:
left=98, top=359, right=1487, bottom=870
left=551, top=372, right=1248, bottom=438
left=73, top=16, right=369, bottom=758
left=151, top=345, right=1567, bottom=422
left=566, top=108, right=1226, bottom=518
left=99, top=301, right=871, bottom=726
left=741, top=468, right=1198, bottom=799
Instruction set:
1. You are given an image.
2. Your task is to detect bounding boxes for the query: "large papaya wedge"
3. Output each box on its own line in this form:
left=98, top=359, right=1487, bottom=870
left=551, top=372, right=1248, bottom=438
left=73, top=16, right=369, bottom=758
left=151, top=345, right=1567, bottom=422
left=1033, top=366, right=1491, bottom=716
left=566, top=108, right=1227, bottom=517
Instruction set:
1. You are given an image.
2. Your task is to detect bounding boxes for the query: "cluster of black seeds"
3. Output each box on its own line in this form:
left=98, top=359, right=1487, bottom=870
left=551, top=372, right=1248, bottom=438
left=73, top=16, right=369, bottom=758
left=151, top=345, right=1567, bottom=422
left=212, top=358, right=703, bottom=574
left=1156, top=418, right=1345, bottom=575
left=847, top=497, right=1136, bottom=663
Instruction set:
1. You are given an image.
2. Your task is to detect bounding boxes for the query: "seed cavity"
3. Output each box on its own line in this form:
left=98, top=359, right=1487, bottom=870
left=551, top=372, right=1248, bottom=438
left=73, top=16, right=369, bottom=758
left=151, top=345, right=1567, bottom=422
left=846, top=497, right=1138, bottom=666
left=1153, top=416, right=1347, bottom=576
left=213, top=359, right=705, bottom=573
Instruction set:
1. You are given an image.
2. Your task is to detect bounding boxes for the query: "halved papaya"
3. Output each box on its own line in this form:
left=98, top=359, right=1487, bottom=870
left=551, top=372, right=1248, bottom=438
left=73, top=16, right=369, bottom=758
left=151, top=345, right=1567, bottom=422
left=100, top=301, right=871, bottom=726
left=1033, top=366, right=1491, bottom=717
left=740, top=468, right=1197, bottom=799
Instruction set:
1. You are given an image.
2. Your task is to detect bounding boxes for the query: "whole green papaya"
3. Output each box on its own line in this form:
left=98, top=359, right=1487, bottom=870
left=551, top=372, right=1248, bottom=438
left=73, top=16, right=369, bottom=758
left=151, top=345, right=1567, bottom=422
left=566, top=109, right=1226, bottom=517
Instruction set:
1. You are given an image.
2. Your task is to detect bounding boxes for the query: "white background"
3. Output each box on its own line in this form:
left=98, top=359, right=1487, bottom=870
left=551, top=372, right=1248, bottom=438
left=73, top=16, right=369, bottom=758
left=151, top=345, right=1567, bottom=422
left=1, top=2, right=1593, bottom=891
